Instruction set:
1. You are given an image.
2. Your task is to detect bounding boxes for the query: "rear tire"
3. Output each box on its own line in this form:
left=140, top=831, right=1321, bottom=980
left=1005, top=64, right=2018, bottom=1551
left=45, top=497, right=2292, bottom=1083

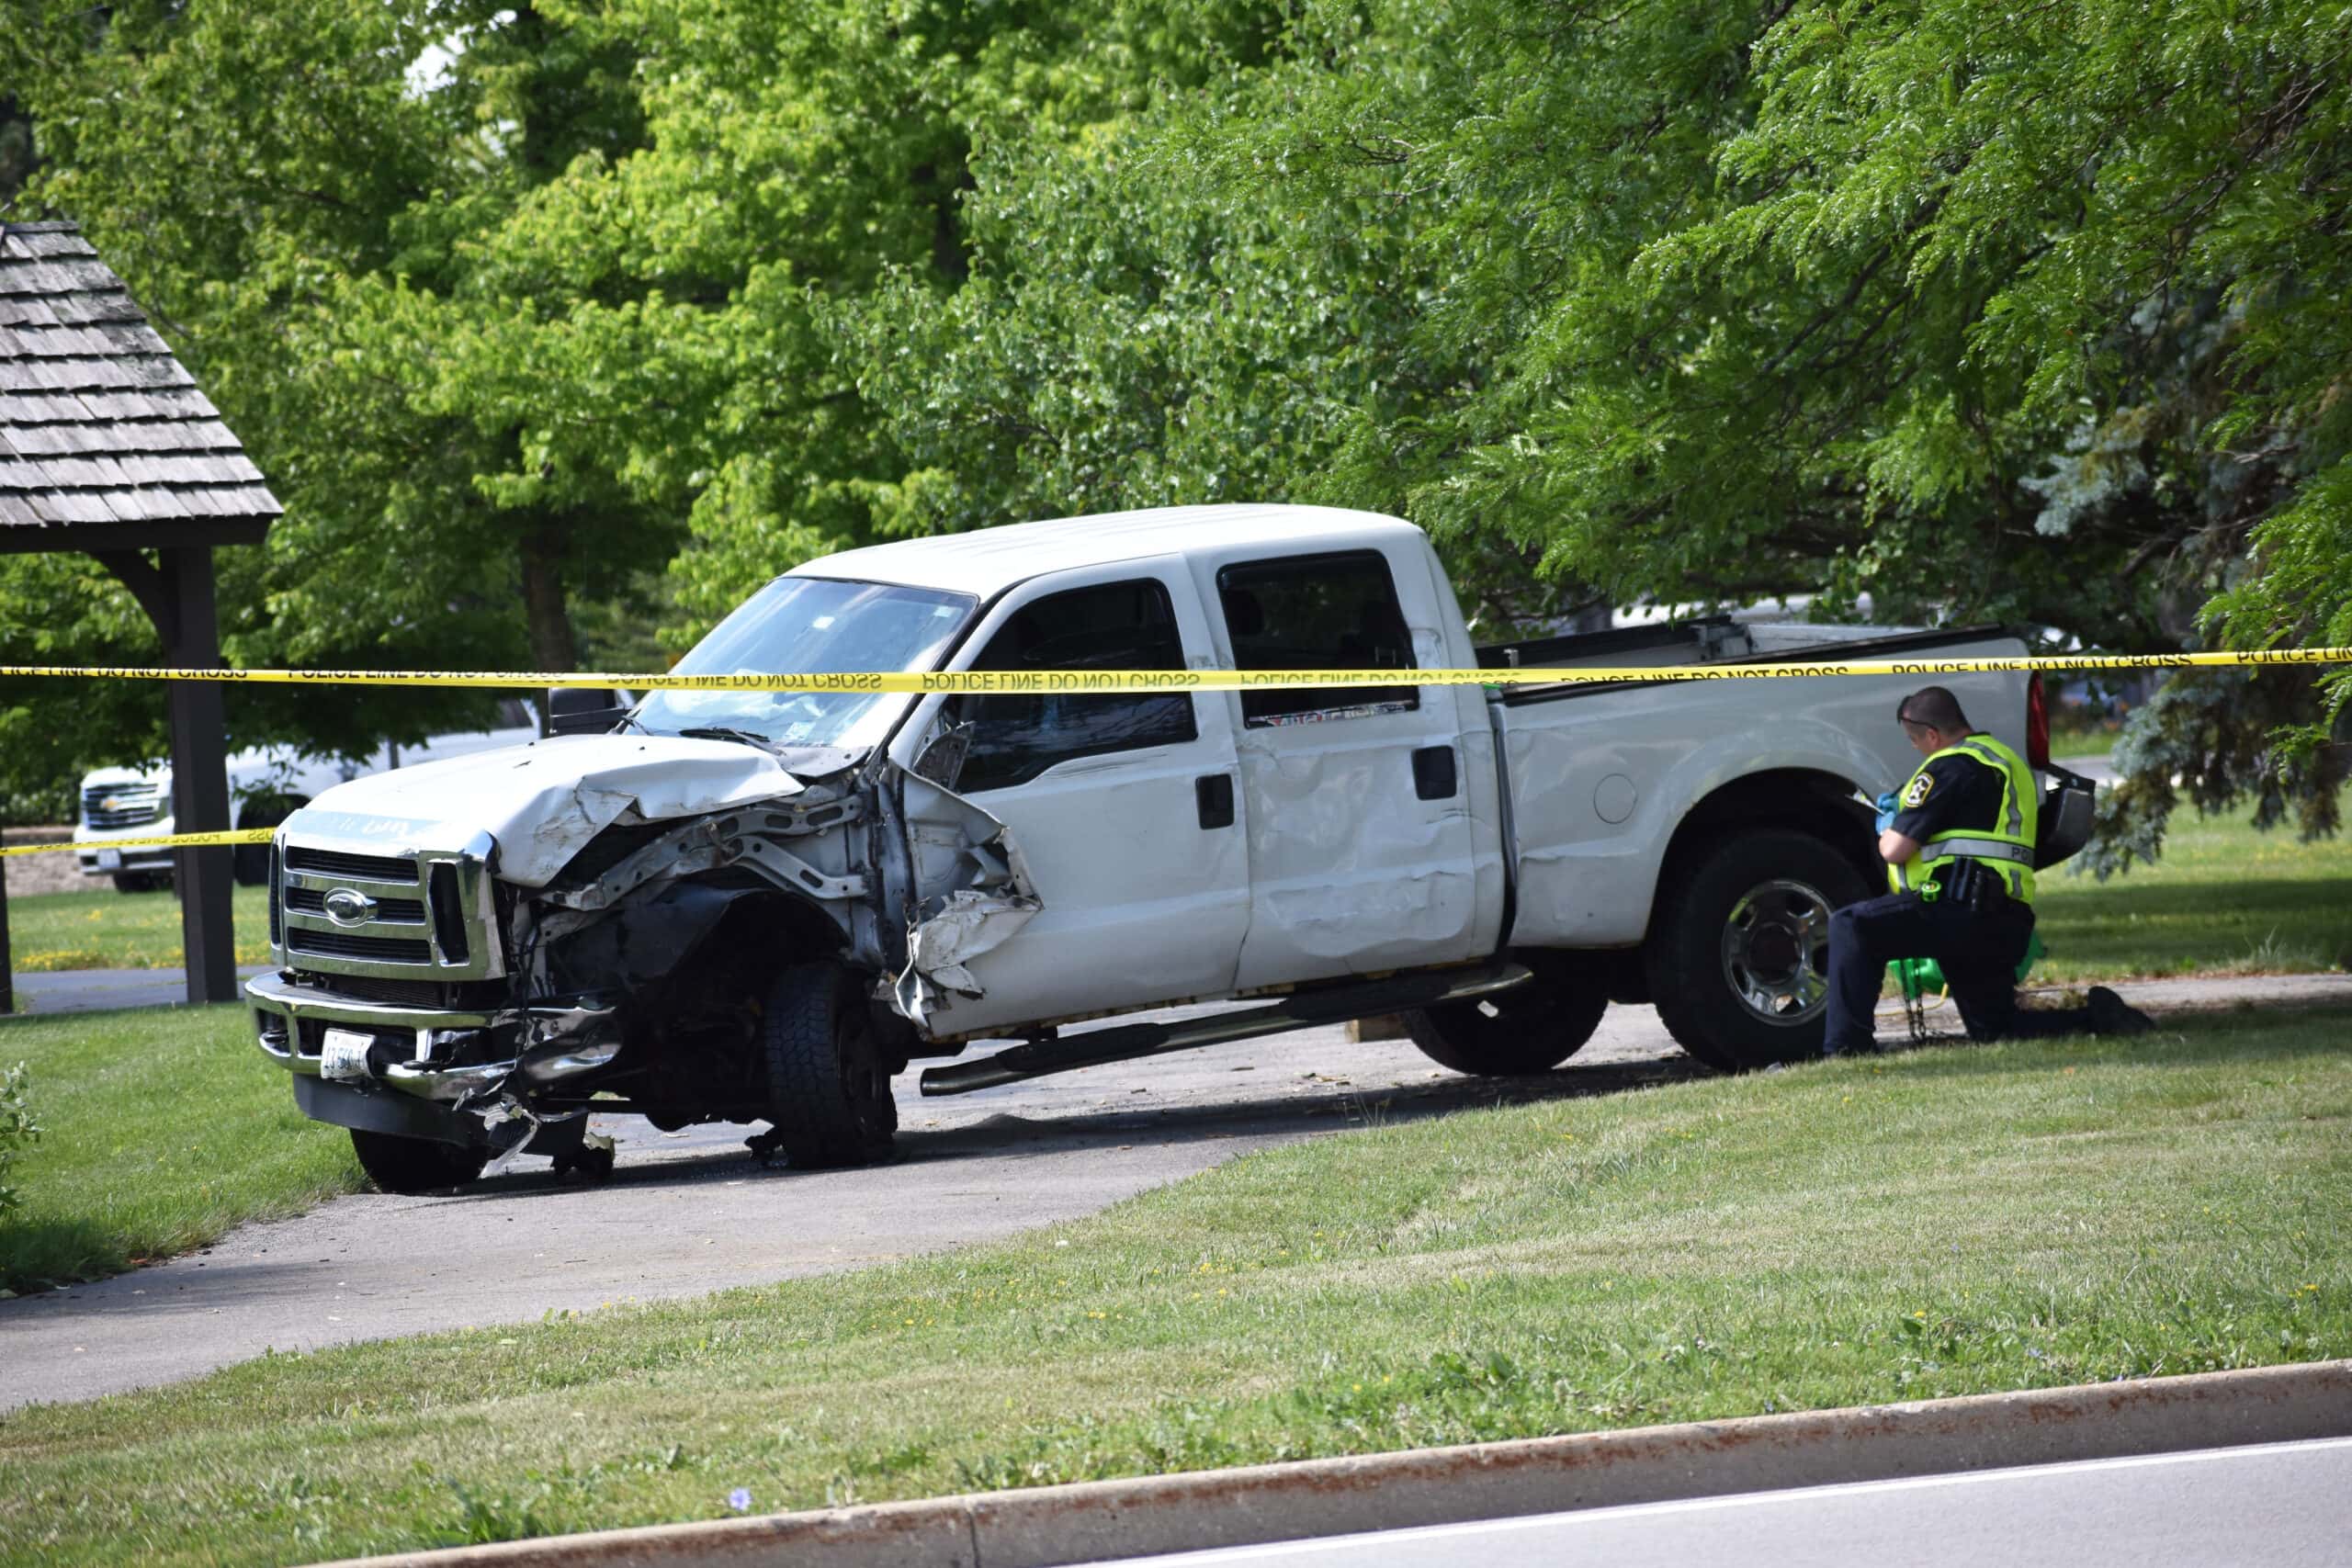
left=760, top=961, right=898, bottom=1168
left=1645, top=829, right=1869, bottom=1071
left=350, top=1128, right=488, bottom=1194
left=1407, top=959, right=1609, bottom=1076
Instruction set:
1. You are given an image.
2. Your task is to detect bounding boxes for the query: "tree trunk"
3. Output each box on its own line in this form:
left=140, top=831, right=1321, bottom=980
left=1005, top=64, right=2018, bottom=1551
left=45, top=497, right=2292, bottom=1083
left=518, top=523, right=578, bottom=674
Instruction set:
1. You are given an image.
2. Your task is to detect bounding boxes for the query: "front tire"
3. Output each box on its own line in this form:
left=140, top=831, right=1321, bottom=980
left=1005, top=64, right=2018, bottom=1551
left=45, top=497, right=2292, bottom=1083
left=1645, top=829, right=1869, bottom=1071
left=760, top=961, right=898, bottom=1168
left=1407, top=959, right=1609, bottom=1075
left=350, top=1128, right=488, bottom=1194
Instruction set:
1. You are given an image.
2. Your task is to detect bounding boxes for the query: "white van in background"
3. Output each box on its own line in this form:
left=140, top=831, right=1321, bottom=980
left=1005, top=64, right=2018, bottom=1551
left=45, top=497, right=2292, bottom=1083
left=73, top=700, right=541, bottom=892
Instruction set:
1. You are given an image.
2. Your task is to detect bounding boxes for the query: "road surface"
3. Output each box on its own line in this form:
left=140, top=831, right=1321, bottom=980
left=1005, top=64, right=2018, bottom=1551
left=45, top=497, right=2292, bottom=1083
left=1093, top=1438, right=2352, bottom=1567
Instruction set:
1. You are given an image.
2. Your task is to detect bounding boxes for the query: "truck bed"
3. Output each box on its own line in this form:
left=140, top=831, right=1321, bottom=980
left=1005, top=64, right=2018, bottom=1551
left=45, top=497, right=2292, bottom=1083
left=1486, top=623, right=2031, bottom=951
left=1478, top=616, right=2012, bottom=690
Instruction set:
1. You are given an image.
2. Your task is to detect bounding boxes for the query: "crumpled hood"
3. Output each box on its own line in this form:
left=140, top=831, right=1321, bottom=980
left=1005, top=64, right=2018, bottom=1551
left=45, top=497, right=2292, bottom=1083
left=283, top=734, right=805, bottom=887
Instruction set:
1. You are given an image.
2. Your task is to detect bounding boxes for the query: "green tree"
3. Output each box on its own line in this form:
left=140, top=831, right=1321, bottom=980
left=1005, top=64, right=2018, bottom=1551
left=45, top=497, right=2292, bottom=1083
left=0, top=91, right=33, bottom=208
left=1, top=0, right=660, bottom=809
left=457, top=0, right=1303, bottom=646
left=852, top=0, right=2349, bottom=855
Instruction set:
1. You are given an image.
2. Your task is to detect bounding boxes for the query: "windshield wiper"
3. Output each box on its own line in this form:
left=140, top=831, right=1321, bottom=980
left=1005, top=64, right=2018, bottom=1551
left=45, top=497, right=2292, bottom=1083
left=676, top=726, right=774, bottom=748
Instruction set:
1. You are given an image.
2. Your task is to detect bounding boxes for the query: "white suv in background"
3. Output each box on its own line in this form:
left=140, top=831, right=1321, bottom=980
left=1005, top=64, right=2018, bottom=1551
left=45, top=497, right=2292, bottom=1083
left=73, top=700, right=541, bottom=893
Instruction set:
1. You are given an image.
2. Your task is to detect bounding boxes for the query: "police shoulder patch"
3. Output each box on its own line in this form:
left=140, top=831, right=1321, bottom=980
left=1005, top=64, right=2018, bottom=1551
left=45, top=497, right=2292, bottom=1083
left=1902, top=772, right=1936, bottom=808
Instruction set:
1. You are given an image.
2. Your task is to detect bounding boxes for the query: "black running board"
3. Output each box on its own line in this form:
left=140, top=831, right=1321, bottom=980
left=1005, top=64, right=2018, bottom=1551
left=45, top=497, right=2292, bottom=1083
left=917, top=962, right=1533, bottom=1097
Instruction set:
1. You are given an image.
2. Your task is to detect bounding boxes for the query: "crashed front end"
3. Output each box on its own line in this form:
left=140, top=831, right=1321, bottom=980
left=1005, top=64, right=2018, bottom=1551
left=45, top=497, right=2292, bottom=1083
left=243, top=733, right=1039, bottom=1162
left=245, top=817, right=637, bottom=1158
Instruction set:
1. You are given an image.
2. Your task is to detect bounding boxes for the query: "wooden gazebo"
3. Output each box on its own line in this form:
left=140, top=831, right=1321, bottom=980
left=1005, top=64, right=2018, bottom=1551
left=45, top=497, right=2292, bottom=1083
left=0, top=220, right=280, bottom=1006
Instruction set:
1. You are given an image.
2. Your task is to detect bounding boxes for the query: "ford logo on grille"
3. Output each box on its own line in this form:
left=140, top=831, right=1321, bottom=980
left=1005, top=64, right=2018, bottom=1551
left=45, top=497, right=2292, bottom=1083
left=322, top=888, right=379, bottom=927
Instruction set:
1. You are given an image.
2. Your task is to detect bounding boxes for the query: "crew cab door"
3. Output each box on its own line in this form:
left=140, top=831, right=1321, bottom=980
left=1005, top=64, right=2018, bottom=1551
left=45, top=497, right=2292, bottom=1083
left=890, top=558, right=1250, bottom=1035
left=1195, top=545, right=1489, bottom=989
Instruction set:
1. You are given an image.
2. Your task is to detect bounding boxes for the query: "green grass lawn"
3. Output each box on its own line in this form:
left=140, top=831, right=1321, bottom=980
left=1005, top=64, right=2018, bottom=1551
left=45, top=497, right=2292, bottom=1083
left=0, top=1005, right=360, bottom=1294
left=2, top=1008, right=2344, bottom=1566
left=2033, top=798, right=2352, bottom=981
left=3, top=884, right=273, bottom=973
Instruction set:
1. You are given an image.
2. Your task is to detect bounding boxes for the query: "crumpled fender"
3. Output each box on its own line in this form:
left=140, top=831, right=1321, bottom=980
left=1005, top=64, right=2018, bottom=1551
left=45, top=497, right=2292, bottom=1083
left=891, top=773, right=1041, bottom=1027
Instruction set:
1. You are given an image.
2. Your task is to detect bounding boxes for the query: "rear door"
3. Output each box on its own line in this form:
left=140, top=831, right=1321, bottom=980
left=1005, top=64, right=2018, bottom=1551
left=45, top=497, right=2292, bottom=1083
left=1195, top=546, right=1486, bottom=989
left=890, top=557, right=1250, bottom=1033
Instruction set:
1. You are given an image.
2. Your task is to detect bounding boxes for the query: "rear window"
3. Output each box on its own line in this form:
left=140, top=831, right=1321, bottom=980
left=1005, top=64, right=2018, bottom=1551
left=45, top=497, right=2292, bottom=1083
left=1216, top=551, right=1419, bottom=726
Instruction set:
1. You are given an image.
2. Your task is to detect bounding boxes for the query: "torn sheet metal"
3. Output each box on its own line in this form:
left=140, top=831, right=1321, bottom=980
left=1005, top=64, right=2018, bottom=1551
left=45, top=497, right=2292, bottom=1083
left=892, top=886, right=1043, bottom=1024
left=285, top=734, right=805, bottom=886
left=889, top=773, right=1042, bottom=1028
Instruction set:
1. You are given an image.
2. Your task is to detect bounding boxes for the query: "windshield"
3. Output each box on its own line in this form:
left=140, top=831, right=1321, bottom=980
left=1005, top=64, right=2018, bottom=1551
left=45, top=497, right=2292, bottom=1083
left=634, top=576, right=977, bottom=750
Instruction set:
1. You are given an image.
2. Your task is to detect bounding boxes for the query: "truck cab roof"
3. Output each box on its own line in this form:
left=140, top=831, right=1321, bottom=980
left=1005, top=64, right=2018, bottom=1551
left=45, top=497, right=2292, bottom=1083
left=790, top=503, right=1421, bottom=597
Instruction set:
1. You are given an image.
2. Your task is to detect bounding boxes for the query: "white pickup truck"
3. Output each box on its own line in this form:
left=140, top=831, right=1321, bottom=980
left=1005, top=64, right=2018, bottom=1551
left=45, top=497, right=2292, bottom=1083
left=72, top=701, right=542, bottom=892
left=244, top=505, right=2090, bottom=1192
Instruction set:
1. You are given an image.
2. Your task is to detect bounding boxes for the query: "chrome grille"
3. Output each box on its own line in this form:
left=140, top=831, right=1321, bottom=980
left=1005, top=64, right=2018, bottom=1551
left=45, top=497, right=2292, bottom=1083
left=82, top=784, right=164, bottom=829
left=275, top=830, right=501, bottom=981
left=285, top=886, right=426, bottom=924
left=285, top=846, right=419, bottom=883
left=287, top=929, right=433, bottom=964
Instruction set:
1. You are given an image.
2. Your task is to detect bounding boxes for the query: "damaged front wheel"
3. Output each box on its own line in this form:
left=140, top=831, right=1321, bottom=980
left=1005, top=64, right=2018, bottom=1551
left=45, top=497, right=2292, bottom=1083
left=760, top=960, right=898, bottom=1168
left=349, top=1129, right=490, bottom=1195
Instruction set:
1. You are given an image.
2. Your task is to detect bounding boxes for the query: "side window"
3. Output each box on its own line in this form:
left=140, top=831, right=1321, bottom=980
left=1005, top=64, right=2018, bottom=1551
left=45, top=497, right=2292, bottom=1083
left=1216, top=551, right=1419, bottom=726
left=950, top=578, right=1199, bottom=792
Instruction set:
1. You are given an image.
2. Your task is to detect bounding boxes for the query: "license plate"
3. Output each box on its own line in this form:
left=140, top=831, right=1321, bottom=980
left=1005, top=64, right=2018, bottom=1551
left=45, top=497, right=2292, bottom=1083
left=95, top=848, right=122, bottom=870
left=321, top=1028, right=375, bottom=1081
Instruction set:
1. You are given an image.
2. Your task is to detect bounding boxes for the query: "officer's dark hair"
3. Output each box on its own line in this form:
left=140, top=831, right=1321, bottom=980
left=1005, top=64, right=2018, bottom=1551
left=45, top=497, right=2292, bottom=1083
left=1896, top=685, right=1971, bottom=735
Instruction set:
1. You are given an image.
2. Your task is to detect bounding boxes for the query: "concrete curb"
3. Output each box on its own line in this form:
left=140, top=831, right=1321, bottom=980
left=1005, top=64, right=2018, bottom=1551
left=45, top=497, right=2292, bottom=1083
left=327, top=1359, right=2352, bottom=1568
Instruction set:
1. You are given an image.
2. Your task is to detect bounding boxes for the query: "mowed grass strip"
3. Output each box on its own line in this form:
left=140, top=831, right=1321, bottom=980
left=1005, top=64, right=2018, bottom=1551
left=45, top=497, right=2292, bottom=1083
left=4, top=885, right=273, bottom=974
left=3, top=1010, right=2345, bottom=1567
left=0, top=1005, right=361, bottom=1293
left=2033, top=796, right=2352, bottom=981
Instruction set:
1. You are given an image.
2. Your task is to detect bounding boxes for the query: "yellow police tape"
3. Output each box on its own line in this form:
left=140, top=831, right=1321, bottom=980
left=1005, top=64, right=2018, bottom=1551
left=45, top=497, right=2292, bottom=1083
left=0, top=644, right=2345, bottom=695
left=2, top=645, right=2342, bottom=860
left=1, top=829, right=274, bottom=859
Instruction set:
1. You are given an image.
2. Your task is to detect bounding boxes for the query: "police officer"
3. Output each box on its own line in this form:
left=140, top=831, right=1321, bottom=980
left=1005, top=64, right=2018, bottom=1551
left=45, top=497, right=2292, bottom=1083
left=1821, top=685, right=2155, bottom=1055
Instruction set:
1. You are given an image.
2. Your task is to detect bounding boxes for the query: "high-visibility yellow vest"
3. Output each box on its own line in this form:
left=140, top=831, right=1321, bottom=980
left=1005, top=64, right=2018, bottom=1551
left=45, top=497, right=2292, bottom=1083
left=1889, top=733, right=2040, bottom=904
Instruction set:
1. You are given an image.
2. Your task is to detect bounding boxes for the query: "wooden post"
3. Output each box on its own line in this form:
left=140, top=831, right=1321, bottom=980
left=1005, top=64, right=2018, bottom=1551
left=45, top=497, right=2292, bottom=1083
left=164, top=546, right=237, bottom=1005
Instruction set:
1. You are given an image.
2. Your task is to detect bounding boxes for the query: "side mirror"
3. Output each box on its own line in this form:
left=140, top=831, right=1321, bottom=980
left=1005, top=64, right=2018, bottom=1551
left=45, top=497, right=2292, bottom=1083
left=910, top=721, right=971, bottom=788
left=2033, top=764, right=2098, bottom=870
left=545, top=687, right=630, bottom=738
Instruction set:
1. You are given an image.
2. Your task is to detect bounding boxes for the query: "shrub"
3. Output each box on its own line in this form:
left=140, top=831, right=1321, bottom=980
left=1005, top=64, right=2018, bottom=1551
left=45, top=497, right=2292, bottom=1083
left=0, top=1062, right=39, bottom=1219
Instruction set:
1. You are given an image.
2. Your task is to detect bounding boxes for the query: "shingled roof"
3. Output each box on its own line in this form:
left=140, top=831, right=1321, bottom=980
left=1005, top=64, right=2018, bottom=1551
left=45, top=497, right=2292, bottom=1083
left=0, top=220, right=279, bottom=546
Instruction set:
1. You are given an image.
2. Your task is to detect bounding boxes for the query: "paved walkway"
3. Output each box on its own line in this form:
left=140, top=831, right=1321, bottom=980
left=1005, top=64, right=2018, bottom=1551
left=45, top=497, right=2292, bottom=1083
left=8, top=964, right=268, bottom=1014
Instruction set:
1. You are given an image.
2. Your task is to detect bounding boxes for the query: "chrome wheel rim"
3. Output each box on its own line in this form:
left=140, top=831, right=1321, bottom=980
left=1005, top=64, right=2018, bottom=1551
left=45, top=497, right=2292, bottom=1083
left=1720, top=877, right=1833, bottom=1026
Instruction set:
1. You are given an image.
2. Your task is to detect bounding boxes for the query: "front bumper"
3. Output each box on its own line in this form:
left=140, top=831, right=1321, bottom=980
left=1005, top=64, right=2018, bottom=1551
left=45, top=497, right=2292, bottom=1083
left=72, top=818, right=178, bottom=875
left=246, top=971, right=618, bottom=1104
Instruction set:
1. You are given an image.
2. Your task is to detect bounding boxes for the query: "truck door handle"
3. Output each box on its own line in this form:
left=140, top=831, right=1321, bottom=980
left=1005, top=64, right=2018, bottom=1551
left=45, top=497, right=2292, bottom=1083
left=1412, top=745, right=1457, bottom=800
left=1195, top=773, right=1235, bottom=829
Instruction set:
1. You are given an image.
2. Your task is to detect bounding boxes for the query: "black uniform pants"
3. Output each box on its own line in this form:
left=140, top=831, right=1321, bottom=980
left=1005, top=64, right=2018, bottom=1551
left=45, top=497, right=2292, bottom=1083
left=1822, top=889, right=2092, bottom=1055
